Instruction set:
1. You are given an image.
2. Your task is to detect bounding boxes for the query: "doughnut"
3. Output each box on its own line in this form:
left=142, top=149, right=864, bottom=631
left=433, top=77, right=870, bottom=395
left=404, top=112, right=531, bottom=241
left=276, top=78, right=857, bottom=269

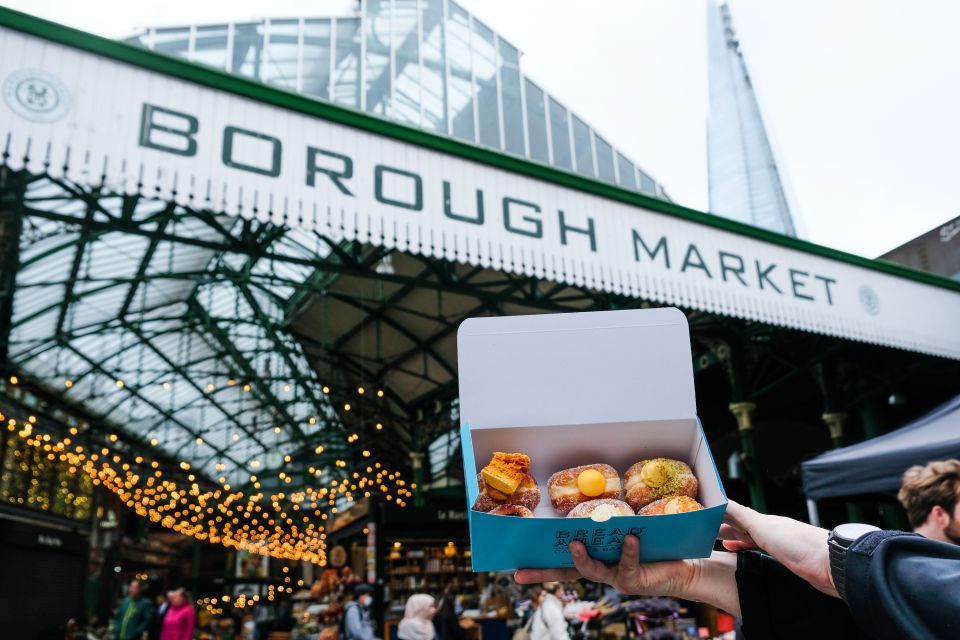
left=547, top=464, right=622, bottom=514
left=637, top=495, right=704, bottom=515
left=472, top=473, right=541, bottom=512
left=567, top=499, right=634, bottom=521
left=624, top=458, right=698, bottom=511
left=488, top=504, right=534, bottom=517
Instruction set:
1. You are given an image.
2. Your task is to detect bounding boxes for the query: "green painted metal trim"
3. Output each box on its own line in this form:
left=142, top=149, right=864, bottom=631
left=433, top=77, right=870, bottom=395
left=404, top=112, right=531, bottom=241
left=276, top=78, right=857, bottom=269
left=1, top=6, right=958, bottom=294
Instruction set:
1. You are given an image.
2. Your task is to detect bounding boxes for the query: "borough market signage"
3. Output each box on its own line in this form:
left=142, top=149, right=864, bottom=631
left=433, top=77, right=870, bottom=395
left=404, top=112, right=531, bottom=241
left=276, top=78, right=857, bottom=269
left=1, top=20, right=958, bottom=359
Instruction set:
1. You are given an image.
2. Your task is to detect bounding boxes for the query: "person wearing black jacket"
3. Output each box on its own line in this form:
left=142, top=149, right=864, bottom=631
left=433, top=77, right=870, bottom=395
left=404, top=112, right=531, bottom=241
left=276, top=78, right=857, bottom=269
left=435, top=585, right=466, bottom=640
left=516, top=500, right=960, bottom=639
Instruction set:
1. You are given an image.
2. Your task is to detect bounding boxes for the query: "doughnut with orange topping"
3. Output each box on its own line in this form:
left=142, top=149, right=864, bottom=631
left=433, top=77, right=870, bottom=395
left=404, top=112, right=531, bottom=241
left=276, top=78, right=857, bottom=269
left=547, top=463, right=622, bottom=514
left=637, top=495, right=704, bottom=515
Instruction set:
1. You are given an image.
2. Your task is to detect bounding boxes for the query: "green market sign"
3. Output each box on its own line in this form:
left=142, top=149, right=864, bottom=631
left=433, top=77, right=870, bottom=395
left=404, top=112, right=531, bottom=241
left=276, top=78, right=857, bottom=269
left=1, top=22, right=959, bottom=359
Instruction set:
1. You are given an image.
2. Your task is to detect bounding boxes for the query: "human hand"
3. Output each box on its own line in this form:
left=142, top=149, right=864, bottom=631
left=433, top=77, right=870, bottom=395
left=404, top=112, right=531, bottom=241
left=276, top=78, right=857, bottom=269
left=718, top=500, right=837, bottom=597
left=514, top=535, right=741, bottom=617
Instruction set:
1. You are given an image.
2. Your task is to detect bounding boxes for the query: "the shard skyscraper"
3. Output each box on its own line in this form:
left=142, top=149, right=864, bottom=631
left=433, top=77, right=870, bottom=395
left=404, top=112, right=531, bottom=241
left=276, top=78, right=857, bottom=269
left=707, top=1, right=798, bottom=236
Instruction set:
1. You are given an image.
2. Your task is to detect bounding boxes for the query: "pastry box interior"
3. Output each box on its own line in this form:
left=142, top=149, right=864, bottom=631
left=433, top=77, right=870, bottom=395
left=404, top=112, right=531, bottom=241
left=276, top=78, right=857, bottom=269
left=458, top=307, right=728, bottom=572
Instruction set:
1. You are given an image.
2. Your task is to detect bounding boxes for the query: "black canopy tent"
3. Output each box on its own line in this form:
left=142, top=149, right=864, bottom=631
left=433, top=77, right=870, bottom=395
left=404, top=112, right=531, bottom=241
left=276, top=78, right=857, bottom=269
left=802, top=395, right=960, bottom=523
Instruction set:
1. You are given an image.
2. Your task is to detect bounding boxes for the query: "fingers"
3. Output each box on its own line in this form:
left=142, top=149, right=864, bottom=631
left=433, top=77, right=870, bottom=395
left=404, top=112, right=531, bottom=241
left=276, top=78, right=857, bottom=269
left=514, top=568, right=581, bottom=584
left=721, top=540, right=755, bottom=552
left=570, top=541, right=616, bottom=584
left=716, top=524, right=742, bottom=540
left=616, top=534, right=642, bottom=579
left=717, top=523, right=755, bottom=547
left=722, top=499, right=753, bottom=526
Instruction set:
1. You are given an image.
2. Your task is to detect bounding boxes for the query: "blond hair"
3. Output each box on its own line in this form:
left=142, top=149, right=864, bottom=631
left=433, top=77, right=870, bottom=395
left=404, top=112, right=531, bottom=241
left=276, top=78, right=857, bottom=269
left=898, top=459, right=960, bottom=528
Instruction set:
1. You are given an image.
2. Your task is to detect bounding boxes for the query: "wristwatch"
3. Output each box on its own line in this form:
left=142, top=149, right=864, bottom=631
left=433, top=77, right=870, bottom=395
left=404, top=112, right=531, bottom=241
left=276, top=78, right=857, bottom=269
left=828, top=522, right=880, bottom=602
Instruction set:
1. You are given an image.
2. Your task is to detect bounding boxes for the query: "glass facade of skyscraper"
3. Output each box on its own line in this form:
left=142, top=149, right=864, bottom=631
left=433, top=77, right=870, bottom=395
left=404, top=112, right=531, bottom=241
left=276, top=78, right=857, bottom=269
left=125, top=0, right=668, bottom=199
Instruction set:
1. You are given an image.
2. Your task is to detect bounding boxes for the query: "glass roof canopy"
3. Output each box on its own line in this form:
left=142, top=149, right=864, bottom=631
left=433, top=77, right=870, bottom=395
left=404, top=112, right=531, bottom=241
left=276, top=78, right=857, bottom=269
left=8, top=176, right=346, bottom=486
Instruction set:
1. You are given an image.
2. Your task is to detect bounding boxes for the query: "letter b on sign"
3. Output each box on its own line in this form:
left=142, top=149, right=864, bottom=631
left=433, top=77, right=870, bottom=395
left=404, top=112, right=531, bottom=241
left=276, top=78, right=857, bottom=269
left=139, top=103, right=198, bottom=156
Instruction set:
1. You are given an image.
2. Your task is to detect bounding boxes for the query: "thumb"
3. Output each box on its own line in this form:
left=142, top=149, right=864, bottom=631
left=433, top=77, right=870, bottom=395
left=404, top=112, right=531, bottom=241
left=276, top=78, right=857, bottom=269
left=723, top=499, right=760, bottom=529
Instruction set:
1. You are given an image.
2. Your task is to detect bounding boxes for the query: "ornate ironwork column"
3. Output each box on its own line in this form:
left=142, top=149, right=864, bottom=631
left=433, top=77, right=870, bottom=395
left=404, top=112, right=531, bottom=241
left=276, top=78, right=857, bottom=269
left=729, top=401, right=766, bottom=512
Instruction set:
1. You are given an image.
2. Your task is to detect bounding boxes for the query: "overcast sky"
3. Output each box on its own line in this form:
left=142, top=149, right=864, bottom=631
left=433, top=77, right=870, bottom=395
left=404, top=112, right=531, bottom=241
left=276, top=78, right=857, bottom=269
left=6, top=0, right=958, bottom=258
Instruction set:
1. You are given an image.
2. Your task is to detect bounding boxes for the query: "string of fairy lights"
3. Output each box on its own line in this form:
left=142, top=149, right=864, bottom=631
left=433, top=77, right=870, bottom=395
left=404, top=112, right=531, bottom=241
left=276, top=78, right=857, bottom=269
left=2, top=374, right=415, bottom=565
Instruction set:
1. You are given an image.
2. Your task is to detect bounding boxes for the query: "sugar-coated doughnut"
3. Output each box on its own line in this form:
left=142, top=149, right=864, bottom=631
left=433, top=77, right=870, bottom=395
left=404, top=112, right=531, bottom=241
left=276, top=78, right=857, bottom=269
left=547, top=464, right=622, bottom=515
left=488, top=504, right=534, bottom=517
left=472, top=473, right=541, bottom=512
left=623, top=458, right=698, bottom=511
left=637, top=495, right=704, bottom=515
left=567, top=499, right=634, bottom=521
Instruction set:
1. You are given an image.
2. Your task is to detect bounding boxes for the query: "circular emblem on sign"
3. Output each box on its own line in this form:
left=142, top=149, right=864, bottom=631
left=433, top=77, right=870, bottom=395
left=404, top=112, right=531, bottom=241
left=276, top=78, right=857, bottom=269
left=859, top=285, right=880, bottom=316
left=3, top=69, right=71, bottom=122
left=329, top=545, right=348, bottom=568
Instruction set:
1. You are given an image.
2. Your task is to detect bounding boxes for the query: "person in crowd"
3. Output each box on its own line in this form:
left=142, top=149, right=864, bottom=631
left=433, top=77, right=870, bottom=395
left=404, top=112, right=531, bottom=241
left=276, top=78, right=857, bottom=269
left=435, top=584, right=462, bottom=640
left=435, top=583, right=476, bottom=640
left=898, top=458, right=960, bottom=544
left=397, top=594, right=437, bottom=640
left=241, top=613, right=257, bottom=640
left=150, top=591, right=172, bottom=640
left=530, top=582, right=568, bottom=640
left=318, top=626, right=340, bottom=640
left=517, top=499, right=960, bottom=640
left=158, top=588, right=195, bottom=640
left=343, top=584, right=380, bottom=640
left=114, top=579, right=155, bottom=640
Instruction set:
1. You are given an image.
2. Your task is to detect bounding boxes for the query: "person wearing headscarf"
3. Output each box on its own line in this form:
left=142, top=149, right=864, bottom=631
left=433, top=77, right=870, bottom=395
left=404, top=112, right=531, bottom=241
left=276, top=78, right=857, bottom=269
left=397, top=594, right=437, bottom=640
left=530, top=583, right=569, bottom=640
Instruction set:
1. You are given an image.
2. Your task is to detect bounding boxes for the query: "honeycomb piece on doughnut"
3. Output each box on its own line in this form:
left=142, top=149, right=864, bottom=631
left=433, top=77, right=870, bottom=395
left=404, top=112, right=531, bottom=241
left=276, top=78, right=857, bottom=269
left=480, top=452, right=530, bottom=495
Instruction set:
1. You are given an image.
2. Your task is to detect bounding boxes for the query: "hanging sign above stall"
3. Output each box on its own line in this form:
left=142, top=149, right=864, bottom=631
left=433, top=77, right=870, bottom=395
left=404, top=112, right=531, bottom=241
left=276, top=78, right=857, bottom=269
left=1, top=13, right=958, bottom=358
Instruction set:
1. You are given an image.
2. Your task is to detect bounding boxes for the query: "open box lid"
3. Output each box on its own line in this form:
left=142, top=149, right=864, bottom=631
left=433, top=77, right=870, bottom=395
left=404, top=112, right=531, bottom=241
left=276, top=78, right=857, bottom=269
left=458, top=307, right=696, bottom=429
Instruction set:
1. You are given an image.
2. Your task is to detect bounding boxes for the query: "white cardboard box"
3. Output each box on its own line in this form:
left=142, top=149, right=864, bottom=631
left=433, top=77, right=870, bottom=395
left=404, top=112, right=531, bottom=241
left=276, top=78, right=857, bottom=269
left=458, top=307, right=728, bottom=571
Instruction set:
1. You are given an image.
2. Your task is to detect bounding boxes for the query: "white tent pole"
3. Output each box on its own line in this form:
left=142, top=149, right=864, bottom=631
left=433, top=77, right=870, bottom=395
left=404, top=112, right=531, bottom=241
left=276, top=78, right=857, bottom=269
left=806, top=498, right=821, bottom=527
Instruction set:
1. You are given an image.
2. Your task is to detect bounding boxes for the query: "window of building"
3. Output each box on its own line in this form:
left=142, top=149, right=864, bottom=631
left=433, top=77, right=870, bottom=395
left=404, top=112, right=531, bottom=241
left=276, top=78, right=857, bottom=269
left=232, top=23, right=265, bottom=79
left=499, top=39, right=524, bottom=156
left=428, top=430, right=460, bottom=479
left=154, top=27, right=190, bottom=58
left=302, top=19, right=332, bottom=100
left=524, top=79, right=549, bottom=163
left=392, top=0, right=421, bottom=126
left=572, top=115, right=594, bottom=178
left=617, top=152, right=637, bottom=189
left=549, top=97, right=573, bottom=170
left=365, top=0, right=392, bottom=116
left=193, top=25, right=228, bottom=70
left=638, top=169, right=657, bottom=195
left=473, top=19, right=500, bottom=149
left=334, top=18, right=362, bottom=109
left=594, top=133, right=616, bottom=183
left=447, top=2, right=475, bottom=142
left=420, top=0, right=447, bottom=133
left=263, top=19, right=300, bottom=89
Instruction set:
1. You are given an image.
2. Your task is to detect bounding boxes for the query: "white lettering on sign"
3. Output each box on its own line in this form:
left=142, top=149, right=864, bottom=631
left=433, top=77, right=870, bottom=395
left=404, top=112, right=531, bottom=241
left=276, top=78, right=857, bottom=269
left=37, top=534, right=63, bottom=547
